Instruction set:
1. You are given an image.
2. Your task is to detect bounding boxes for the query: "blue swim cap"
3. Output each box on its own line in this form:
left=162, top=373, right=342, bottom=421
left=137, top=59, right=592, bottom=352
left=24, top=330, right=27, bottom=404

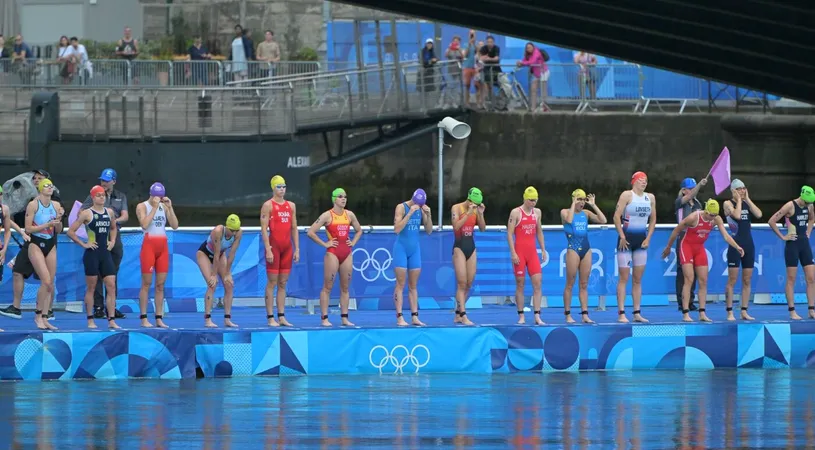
left=680, top=178, right=697, bottom=189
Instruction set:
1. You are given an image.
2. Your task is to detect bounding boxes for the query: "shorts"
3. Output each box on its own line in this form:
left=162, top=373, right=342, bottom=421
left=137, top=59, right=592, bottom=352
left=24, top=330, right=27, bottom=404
left=14, top=236, right=56, bottom=278
left=785, top=240, right=814, bottom=268
left=462, top=68, right=476, bottom=89
left=567, top=235, right=591, bottom=260
left=327, top=246, right=351, bottom=265
left=140, top=235, right=169, bottom=274
left=393, top=241, right=421, bottom=270
left=513, top=245, right=541, bottom=277
left=83, top=248, right=115, bottom=278
left=616, top=233, right=647, bottom=268
left=266, top=243, right=293, bottom=274
left=727, top=240, right=755, bottom=269
left=679, top=240, right=708, bottom=267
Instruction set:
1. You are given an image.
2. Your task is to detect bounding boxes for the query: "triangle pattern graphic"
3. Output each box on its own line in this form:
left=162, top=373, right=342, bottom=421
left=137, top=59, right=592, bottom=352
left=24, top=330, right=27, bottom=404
left=738, top=328, right=764, bottom=367
left=763, top=328, right=788, bottom=365
left=762, top=357, right=788, bottom=369
left=279, top=365, right=303, bottom=376
left=279, top=336, right=306, bottom=374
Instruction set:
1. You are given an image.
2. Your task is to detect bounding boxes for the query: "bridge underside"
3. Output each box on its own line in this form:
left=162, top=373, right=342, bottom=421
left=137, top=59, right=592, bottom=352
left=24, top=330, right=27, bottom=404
left=338, top=0, right=815, bottom=104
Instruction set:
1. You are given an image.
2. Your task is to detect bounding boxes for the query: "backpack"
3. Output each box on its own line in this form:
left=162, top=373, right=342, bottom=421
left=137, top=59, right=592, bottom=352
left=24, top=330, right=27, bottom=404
left=539, top=47, right=550, bottom=62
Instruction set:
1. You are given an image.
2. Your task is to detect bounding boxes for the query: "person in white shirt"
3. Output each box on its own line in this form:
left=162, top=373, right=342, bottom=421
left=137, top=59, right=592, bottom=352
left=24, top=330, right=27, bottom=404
left=69, top=37, right=93, bottom=83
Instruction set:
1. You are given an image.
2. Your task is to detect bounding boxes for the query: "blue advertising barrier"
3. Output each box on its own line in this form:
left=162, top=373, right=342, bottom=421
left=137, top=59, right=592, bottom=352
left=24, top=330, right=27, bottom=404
left=2, top=320, right=814, bottom=380
left=1, top=225, right=811, bottom=309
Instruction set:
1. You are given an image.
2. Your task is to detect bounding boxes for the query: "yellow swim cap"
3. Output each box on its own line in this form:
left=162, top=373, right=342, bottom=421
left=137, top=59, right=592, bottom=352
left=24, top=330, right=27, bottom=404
left=704, top=199, right=720, bottom=215
left=37, top=178, right=54, bottom=192
left=572, top=189, right=586, bottom=199
left=225, top=214, right=241, bottom=231
left=270, top=175, right=286, bottom=189
left=523, top=186, right=538, bottom=200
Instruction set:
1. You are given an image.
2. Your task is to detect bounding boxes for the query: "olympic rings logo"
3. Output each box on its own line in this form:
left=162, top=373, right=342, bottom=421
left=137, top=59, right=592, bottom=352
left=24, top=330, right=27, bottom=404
left=369, top=344, right=431, bottom=374
left=352, top=247, right=396, bottom=282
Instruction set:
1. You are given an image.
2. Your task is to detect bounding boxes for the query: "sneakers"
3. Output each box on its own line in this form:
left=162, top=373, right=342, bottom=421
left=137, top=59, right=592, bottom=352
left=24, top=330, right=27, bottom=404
left=0, top=305, right=22, bottom=319
left=46, top=310, right=54, bottom=321
left=94, top=307, right=126, bottom=319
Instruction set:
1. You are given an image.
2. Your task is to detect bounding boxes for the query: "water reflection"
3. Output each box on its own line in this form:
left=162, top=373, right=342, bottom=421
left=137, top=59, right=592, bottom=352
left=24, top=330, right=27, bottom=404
left=0, top=370, right=813, bottom=448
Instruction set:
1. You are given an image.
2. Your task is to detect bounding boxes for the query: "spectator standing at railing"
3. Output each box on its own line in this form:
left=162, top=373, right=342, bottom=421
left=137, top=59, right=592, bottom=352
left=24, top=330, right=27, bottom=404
left=115, top=27, right=139, bottom=85
left=256, top=30, right=281, bottom=78
left=188, top=36, right=212, bottom=86
left=56, top=36, right=75, bottom=85
left=229, top=25, right=249, bottom=83
left=473, top=40, right=486, bottom=109
left=574, top=51, right=597, bottom=101
left=242, top=29, right=257, bottom=80
left=445, top=36, right=464, bottom=102
left=69, top=37, right=92, bottom=84
left=420, top=39, right=438, bottom=107
left=11, top=35, right=32, bottom=85
left=460, top=30, right=478, bottom=107
left=478, top=36, right=501, bottom=108
left=0, top=35, right=8, bottom=58
left=517, top=43, right=547, bottom=112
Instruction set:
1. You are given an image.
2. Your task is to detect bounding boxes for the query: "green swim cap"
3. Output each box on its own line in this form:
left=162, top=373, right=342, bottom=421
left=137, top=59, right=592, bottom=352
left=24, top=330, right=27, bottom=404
left=467, top=187, right=483, bottom=205
left=332, top=188, right=346, bottom=202
left=802, top=185, right=815, bottom=203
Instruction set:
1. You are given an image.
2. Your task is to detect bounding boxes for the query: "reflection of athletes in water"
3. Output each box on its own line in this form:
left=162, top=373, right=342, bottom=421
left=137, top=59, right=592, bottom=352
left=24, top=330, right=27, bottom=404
left=451, top=188, right=486, bottom=326
left=613, top=171, right=655, bottom=323
left=723, top=179, right=761, bottom=321
left=392, top=189, right=432, bottom=327
left=768, top=185, right=815, bottom=321
left=663, top=200, right=743, bottom=322
left=507, top=187, right=546, bottom=325
left=260, top=175, right=299, bottom=327
left=66, top=186, right=120, bottom=329
left=561, top=189, right=606, bottom=324
left=196, top=215, right=243, bottom=328
left=23, top=178, right=62, bottom=330
left=136, top=183, right=179, bottom=328
left=307, top=188, right=362, bottom=327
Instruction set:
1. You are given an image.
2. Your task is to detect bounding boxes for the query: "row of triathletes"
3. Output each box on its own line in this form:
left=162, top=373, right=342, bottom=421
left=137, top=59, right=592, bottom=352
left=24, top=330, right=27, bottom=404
left=2, top=172, right=812, bottom=332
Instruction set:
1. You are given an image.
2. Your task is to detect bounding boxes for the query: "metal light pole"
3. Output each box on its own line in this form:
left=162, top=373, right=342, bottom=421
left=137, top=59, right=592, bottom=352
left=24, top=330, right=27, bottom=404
left=436, top=117, right=471, bottom=230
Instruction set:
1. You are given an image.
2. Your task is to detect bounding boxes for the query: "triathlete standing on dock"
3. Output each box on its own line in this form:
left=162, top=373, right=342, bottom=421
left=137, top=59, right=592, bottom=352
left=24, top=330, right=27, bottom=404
left=561, top=189, right=606, bottom=324
left=261, top=175, right=299, bottom=327
left=392, top=189, right=433, bottom=327
left=768, top=186, right=815, bottom=321
left=723, top=179, right=761, bottom=321
left=451, top=188, right=486, bottom=326
left=507, top=187, right=546, bottom=325
left=196, top=215, right=243, bottom=328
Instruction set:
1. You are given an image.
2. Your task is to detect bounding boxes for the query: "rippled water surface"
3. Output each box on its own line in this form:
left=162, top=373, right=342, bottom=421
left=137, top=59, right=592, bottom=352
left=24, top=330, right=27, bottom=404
left=2, top=370, right=814, bottom=449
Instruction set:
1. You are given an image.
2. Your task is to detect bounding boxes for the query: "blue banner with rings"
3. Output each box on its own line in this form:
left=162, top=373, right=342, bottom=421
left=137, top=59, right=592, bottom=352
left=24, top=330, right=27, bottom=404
left=0, top=226, right=811, bottom=306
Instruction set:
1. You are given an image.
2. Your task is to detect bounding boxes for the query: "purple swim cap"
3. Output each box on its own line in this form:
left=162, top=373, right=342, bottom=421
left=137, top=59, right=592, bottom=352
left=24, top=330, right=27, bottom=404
left=150, top=182, right=166, bottom=198
left=412, top=188, right=427, bottom=206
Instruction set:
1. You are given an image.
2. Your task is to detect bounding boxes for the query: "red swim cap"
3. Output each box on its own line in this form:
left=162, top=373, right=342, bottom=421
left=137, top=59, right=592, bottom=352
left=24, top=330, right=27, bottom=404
left=90, top=185, right=105, bottom=197
left=631, top=171, right=647, bottom=185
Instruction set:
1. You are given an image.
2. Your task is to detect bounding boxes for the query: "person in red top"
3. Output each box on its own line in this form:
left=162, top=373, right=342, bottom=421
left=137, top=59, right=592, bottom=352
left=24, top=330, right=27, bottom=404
left=506, top=187, right=547, bottom=325
left=451, top=187, right=486, bottom=325
left=307, top=188, right=363, bottom=327
left=663, top=199, right=743, bottom=322
left=260, top=175, right=299, bottom=327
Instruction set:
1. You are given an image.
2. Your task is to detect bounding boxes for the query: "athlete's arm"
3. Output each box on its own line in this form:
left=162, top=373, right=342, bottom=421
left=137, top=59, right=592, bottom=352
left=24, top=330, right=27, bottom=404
left=768, top=201, right=794, bottom=241
left=260, top=201, right=273, bottom=253
left=476, top=205, right=486, bottom=232
left=163, top=200, right=179, bottom=230
left=534, top=207, right=546, bottom=258
left=24, top=200, right=48, bottom=234
left=585, top=205, right=607, bottom=224
left=289, top=201, right=300, bottom=260
left=664, top=213, right=696, bottom=250
left=644, top=193, right=657, bottom=243
left=563, top=198, right=577, bottom=224
left=746, top=198, right=762, bottom=219
left=211, top=226, right=223, bottom=268
left=724, top=199, right=739, bottom=221
left=307, top=212, right=331, bottom=248
left=808, top=205, right=814, bottom=239
left=53, top=201, right=64, bottom=234
left=393, top=203, right=408, bottom=234
left=136, top=202, right=158, bottom=230
left=227, top=229, right=243, bottom=272
left=348, top=210, right=363, bottom=247
left=506, top=208, right=519, bottom=254
left=106, top=207, right=118, bottom=247
left=715, top=216, right=742, bottom=250
left=66, top=210, right=92, bottom=248
left=612, top=191, right=631, bottom=239
left=421, top=206, right=433, bottom=235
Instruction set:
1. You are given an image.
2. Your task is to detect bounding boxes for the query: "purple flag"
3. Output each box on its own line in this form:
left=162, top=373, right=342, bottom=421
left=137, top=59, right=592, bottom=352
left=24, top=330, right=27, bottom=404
left=68, top=200, right=87, bottom=240
left=709, top=147, right=731, bottom=195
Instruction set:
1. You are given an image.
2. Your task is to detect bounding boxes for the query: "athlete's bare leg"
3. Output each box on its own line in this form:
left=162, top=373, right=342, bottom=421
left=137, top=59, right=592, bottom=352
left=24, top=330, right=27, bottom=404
left=320, top=253, right=339, bottom=326
left=196, top=252, right=218, bottom=328
left=563, top=250, right=580, bottom=323
left=264, top=272, right=280, bottom=327
left=275, top=272, right=293, bottom=326
left=394, top=267, right=409, bottom=326
left=338, top=256, right=354, bottom=326
left=578, top=253, right=594, bottom=324
left=681, top=263, right=695, bottom=322
left=452, top=248, right=469, bottom=324
left=515, top=275, right=527, bottom=324
left=85, top=275, right=99, bottom=329
left=30, top=246, right=56, bottom=330
left=530, top=273, right=544, bottom=325
left=632, top=265, right=648, bottom=323
left=740, top=268, right=755, bottom=320
left=217, top=257, right=237, bottom=327
left=139, top=273, right=155, bottom=327
left=696, top=265, right=711, bottom=322
left=805, top=265, right=815, bottom=319
left=725, top=267, right=739, bottom=321
left=785, top=267, right=802, bottom=320
left=104, top=276, right=120, bottom=329
left=407, top=269, right=425, bottom=326
left=154, top=272, right=169, bottom=328
left=616, top=267, right=630, bottom=323
left=460, top=251, right=477, bottom=326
